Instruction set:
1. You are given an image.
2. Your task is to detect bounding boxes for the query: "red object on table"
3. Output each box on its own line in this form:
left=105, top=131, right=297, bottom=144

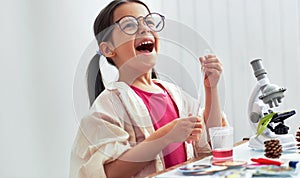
left=251, top=158, right=282, bottom=166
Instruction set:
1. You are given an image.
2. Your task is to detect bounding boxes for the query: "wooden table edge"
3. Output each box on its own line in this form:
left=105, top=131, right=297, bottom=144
left=147, top=139, right=249, bottom=177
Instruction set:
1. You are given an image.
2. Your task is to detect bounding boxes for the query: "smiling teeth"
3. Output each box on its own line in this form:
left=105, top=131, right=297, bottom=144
left=138, top=41, right=153, bottom=46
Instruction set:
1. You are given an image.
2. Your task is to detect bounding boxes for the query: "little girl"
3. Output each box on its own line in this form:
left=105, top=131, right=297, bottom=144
left=70, top=0, right=226, bottom=178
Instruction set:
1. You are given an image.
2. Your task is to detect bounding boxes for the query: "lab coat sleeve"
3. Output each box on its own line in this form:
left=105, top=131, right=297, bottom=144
left=69, top=92, right=133, bottom=178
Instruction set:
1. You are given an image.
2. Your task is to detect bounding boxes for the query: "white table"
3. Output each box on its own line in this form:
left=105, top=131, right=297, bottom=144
left=153, top=141, right=300, bottom=177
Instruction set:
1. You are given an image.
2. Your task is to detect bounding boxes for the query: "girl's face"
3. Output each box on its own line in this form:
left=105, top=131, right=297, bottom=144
left=110, top=2, right=159, bottom=71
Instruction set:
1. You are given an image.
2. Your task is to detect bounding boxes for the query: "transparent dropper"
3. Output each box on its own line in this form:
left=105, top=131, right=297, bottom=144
left=194, top=48, right=212, bottom=116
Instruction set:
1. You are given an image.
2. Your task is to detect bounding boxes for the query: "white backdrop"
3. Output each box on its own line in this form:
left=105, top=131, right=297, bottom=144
left=144, top=0, right=300, bottom=142
left=1, top=0, right=300, bottom=178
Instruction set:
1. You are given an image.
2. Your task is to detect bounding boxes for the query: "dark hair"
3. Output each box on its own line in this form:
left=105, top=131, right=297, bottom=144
left=89, top=0, right=158, bottom=105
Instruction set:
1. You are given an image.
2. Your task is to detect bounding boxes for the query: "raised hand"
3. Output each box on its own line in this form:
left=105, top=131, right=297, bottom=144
left=200, top=54, right=223, bottom=88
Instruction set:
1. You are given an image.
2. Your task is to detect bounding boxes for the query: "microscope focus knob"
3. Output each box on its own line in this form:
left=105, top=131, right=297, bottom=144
left=250, top=112, right=261, bottom=123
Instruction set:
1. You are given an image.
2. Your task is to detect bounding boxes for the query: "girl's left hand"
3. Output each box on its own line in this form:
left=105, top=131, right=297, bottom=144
left=199, top=54, right=222, bottom=88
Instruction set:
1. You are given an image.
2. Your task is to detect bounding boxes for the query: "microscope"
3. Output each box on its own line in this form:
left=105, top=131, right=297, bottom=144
left=248, top=59, right=297, bottom=151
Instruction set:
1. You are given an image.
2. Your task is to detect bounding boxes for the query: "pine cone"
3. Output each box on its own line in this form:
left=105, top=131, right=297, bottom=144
left=296, top=127, right=300, bottom=149
left=264, top=139, right=282, bottom=159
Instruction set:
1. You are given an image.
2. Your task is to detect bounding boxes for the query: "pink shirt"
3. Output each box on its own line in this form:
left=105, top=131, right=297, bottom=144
left=131, top=84, right=186, bottom=168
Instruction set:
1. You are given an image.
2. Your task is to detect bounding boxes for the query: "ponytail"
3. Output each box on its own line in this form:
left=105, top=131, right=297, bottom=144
left=87, top=54, right=105, bottom=106
left=152, top=68, right=158, bottom=79
left=95, top=68, right=105, bottom=102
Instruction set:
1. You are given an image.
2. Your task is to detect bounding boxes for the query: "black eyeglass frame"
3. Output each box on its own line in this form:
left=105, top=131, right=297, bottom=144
left=114, top=12, right=165, bottom=35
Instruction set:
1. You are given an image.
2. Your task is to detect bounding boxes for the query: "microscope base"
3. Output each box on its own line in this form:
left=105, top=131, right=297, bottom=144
left=248, top=134, right=297, bottom=151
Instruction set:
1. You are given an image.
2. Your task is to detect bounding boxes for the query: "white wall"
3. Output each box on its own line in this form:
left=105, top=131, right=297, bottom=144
left=1, top=0, right=300, bottom=178
left=0, top=0, right=110, bottom=177
left=144, top=0, right=300, bottom=141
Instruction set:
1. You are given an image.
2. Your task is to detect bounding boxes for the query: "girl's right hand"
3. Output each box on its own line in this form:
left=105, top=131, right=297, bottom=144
left=158, top=116, right=203, bottom=143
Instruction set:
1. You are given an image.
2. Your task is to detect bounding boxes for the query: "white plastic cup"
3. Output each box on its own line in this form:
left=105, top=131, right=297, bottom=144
left=209, top=126, right=233, bottom=162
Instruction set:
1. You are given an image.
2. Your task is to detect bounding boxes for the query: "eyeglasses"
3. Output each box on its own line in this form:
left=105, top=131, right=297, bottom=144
left=115, top=13, right=165, bottom=35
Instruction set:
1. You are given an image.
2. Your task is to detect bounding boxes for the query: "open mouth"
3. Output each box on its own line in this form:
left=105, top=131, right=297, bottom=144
left=135, top=40, right=154, bottom=53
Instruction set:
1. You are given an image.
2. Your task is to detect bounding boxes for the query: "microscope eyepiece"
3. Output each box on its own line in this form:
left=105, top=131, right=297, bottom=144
left=250, top=59, right=286, bottom=108
left=250, top=59, right=267, bottom=81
